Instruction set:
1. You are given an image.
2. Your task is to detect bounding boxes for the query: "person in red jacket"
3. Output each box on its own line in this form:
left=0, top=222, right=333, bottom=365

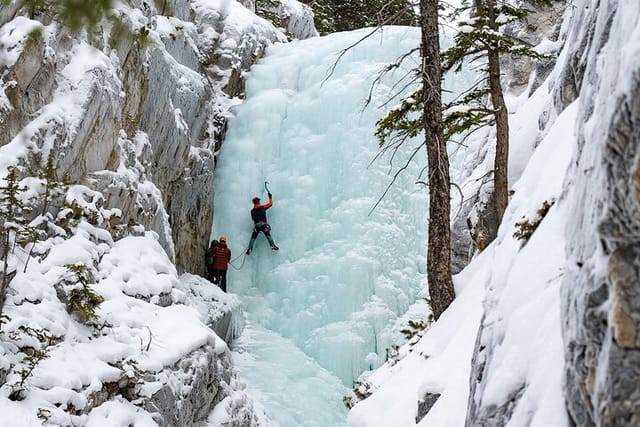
left=212, top=236, right=231, bottom=292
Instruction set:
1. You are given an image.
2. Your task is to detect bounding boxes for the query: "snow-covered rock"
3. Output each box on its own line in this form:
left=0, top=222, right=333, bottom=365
left=274, top=0, right=318, bottom=40
left=0, top=0, right=308, bottom=424
left=560, top=0, right=640, bottom=424
left=0, top=0, right=286, bottom=275
left=0, top=219, right=255, bottom=426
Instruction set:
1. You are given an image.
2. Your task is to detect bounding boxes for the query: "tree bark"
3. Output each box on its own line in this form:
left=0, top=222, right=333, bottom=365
left=0, top=232, right=10, bottom=325
left=420, top=0, right=455, bottom=320
left=486, top=0, right=510, bottom=224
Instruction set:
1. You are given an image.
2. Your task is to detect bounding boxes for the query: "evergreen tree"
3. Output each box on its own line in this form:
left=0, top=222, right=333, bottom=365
left=0, top=155, right=69, bottom=321
left=22, top=152, right=70, bottom=273
left=442, top=0, right=552, bottom=233
left=0, top=0, right=113, bottom=31
left=0, top=167, right=30, bottom=322
left=419, top=0, right=455, bottom=320
left=301, top=0, right=417, bottom=34
left=377, top=0, right=552, bottom=252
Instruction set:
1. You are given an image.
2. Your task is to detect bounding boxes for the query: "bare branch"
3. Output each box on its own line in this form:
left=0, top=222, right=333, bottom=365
left=368, top=142, right=425, bottom=216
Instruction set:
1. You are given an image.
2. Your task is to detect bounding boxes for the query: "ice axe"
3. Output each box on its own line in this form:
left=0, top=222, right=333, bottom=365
left=264, top=181, right=273, bottom=198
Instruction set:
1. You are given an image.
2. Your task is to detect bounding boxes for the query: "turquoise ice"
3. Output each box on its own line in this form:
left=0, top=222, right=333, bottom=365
left=213, top=26, right=473, bottom=426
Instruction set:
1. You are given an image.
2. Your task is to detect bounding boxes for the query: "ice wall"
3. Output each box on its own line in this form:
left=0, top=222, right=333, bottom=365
left=213, top=27, right=474, bottom=425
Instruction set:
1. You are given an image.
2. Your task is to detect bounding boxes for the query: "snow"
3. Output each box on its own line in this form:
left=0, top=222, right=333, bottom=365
left=193, top=0, right=274, bottom=33
left=348, top=62, right=580, bottom=427
left=82, top=398, right=158, bottom=427
left=0, top=17, right=43, bottom=68
left=0, top=213, right=235, bottom=424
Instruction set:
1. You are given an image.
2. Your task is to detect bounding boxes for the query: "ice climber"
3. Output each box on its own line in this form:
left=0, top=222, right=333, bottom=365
left=246, top=193, right=279, bottom=255
left=211, top=236, right=231, bottom=292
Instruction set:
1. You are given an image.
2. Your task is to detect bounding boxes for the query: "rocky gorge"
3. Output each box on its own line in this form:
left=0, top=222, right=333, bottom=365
left=0, top=0, right=639, bottom=426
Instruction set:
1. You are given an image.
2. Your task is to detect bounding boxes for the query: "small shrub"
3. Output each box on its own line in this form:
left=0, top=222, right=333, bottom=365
left=133, top=26, right=151, bottom=48
left=64, top=264, right=104, bottom=325
left=23, top=152, right=70, bottom=273
left=343, top=378, right=373, bottom=409
left=400, top=319, right=430, bottom=340
left=123, top=113, right=140, bottom=137
left=118, top=358, right=147, bottom=400
left=4, top=324, right=59, bottom=401
left=37, top=408, right=52, bottom=423
left=9, top=348, right=50, bottom=401
left=24, top=28, right=43, bottom=51
left=386, top=344, right=401, bottom=365
left=256, top=0, right=284, bottom=29
left=513, top=199, right=555, bottom=243
left=0, top=166, right=31, bottom=321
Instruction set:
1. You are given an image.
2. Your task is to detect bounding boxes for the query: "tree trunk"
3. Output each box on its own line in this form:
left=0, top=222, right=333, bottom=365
left=0, top=232, right=10, bottom=325
left=420, top=0, right=455, bottom=320
left=486, top=0, right=510, bottom=225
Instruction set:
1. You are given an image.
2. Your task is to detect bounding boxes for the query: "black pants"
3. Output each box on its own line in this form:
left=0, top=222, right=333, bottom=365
left=213, top=269, right=227, bottom=292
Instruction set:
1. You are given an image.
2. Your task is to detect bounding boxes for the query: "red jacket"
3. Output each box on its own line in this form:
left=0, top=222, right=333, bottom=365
left=212, top=242, right=231, bottom=271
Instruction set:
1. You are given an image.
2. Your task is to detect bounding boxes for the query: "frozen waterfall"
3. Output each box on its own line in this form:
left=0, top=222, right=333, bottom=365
left=212, top=26, right=473, bottom=427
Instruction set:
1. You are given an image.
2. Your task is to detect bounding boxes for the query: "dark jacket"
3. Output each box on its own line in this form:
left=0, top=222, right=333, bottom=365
left=205, top=241, right=218, bottom=269
left=251, top=197, right=273, bottom=224
left=212, top=241, right=231, bottom=271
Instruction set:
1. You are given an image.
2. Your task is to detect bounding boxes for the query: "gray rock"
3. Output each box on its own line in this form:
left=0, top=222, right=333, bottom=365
left=465, top=312, right=529, bottom=426
left=450, top=199, right=476, bottom=274
left=0, top=2, right=19, bottom=27
left=560, top=1, right=640, bottom=425
left=501, top=0, right=567, bottom=96
left=451, top=178, right=498, bottom=273
left=0, top=366, right=6, bottom=387
left=416, top=393, right=440, bottom=424
left=143, top=345, right=232, bottom=427
left=563, top=70, right=640, bottom=426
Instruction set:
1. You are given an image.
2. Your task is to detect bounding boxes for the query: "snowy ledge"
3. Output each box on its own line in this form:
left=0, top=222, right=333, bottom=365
left=0, top=217, right=243, bottom=426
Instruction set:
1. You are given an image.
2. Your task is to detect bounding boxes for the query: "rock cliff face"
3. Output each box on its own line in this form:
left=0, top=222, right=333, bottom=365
left=560, top=0, right=640, bottom=424
left=0, top=0, right=314, bottom=425
left=463, top=0, right=640, bottom=425
left=0, top=0, right=285, bottom=275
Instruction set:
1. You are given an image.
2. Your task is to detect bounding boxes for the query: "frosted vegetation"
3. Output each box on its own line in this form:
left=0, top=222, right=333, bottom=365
left=213, top=26, right=476, bottom=426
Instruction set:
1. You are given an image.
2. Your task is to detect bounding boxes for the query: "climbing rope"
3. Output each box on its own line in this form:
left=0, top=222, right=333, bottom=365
left=229, top=245, right=250, bottom=270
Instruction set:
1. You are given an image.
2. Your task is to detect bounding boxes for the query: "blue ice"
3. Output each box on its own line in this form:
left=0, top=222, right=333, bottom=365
left=213, top=26, right=473, bottom=426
